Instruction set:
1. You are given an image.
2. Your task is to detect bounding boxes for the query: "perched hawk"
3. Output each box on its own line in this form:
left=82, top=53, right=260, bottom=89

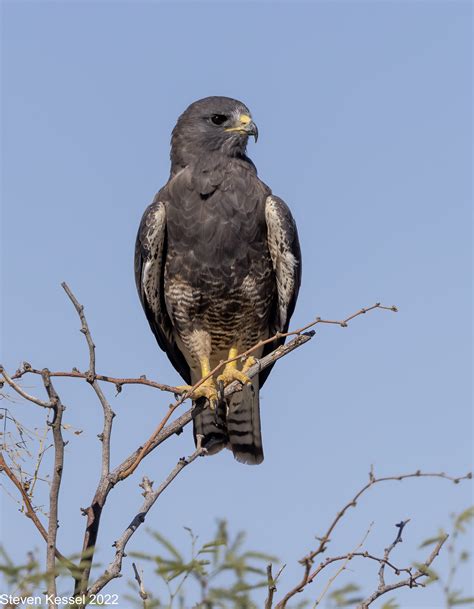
left=135, top=97, right=301, bottom=464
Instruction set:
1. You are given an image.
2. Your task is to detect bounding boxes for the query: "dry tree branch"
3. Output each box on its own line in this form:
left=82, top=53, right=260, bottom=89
left=12, top=366, right=180, bottom=395
left=273, top=469, right=472, bottom=609
left=356, top=530, right=449, bottom=608
left=86, top=438, right=207, bottom=599
left=0, top=366, right=52, bottom=409
left=41, top=370, right=66, bottom=603
left=377, top=519, right=410, bottom=589
left=60, top=283, right=116, bottom=595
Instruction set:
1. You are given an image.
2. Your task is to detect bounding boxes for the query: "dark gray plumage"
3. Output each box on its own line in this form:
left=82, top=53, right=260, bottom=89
left=135, top=96, right=301, bottom=464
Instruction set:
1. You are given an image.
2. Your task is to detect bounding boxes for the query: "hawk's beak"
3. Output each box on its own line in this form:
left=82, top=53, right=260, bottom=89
left=225, top=114, right=259, bottom=142
left=246, top=120, right=258, bottom=142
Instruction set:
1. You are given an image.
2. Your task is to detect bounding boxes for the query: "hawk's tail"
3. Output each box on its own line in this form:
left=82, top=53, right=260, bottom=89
left=192, top=379, right=264, bottom=465
left=227, top=380, right=264, bottom=465
left=192, top=397, right=228, bottom=455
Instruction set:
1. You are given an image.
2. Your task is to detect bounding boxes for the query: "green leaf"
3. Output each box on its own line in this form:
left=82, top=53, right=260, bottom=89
left=381, top=599, right=399, bottom=609
left=418, top=532, right=447, bottom=549
left=412, top=562, right=439, bottom=584
left=148, top=530, right=183, bottom=562
left=241, top=550, right=279, bottom=563
left=454, top=507, right=474, bottom=533
left=447, top=591, right=474, bottom=606
left=329, top=583, right=360, bottom=596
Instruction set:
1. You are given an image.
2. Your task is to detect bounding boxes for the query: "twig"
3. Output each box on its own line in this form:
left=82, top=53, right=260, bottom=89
left=0, top=366, right=52, bottom=409
left=87, top=439, right=207, bottom=599
left=41, top=370, right=66, bottom=604
left=378, top=519, right=410, bottom=589
left=132, top=562, right=148, bottom=609
left=356, top=534, right=449, bottom=608
left=12, top=366, right=179, bottom=395
left=274, top=469, right=472, bottom=609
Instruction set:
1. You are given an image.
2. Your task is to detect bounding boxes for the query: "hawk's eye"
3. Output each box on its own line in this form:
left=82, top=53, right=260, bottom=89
left=210, top=114, right=228, bottom=125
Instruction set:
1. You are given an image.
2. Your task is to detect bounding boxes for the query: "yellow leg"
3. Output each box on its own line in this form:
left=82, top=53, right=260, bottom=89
left=217, top=347, right=253, bottom=386
left=176, top=356, right=218, bottom=405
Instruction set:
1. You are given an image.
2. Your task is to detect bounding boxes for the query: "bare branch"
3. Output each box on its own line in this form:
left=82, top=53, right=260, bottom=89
left=378, top=519, right=410, bottom=589
left=60, top=283, right=116, bottom=594
left=87, top=439, right=207, bottom=598
left=61, top=282, right=97, bottom=381
left=12, top=365, right=179, bottom=395
left=41, top=370, right=66, bottom=603
left=356, top=533, right=449, bottom=608
left=0, top=366, right=52, bottom=409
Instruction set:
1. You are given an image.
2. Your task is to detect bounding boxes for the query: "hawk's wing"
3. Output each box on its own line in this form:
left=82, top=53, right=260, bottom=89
left=134, top=197, right=191, bottom=384
left=260, top=195, right=302, bottom=386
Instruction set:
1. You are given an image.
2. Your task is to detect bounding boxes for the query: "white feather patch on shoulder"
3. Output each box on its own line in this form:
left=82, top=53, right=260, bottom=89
left=265, top=196, right=298, bottom=329
left=142, top=202, right=166, bottom=308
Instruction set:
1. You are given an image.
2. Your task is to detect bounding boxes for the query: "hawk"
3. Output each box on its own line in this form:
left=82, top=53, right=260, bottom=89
left=135, top=96, right=301, bottom=464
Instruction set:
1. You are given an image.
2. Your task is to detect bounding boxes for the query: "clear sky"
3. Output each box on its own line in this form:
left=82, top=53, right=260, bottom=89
left=1, top=1, right=472, bottom=607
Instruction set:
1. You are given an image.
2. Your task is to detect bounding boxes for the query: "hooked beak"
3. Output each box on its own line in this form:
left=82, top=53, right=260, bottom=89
left=225, top=113, right=259, bottom=142
left=246, top=120, right=258, bottom=142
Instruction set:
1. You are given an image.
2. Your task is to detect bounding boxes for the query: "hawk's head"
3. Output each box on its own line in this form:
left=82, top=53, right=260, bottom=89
left=170, top=96, right=258, bottom=172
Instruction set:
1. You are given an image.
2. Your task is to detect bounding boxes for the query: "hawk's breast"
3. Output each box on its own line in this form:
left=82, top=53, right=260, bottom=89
left=164, top=166, right=276, bottom=352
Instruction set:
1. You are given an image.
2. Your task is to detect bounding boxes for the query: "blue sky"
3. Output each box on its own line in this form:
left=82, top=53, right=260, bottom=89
left=1, top=1, right=472, bottom=607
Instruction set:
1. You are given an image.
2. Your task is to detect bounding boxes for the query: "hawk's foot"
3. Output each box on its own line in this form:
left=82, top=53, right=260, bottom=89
left=176, top=377, right=218, bottom=407
left=217, top=348, right=254, bottom=388
left=217, top=366, right=252, bottom=386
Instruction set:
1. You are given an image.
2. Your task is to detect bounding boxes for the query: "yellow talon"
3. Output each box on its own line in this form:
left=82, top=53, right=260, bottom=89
left=217, top=348, right=253, bottom=387
left=176, top=378, right=218, bottom=403
left=176, top=356, right=218, bottom=407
